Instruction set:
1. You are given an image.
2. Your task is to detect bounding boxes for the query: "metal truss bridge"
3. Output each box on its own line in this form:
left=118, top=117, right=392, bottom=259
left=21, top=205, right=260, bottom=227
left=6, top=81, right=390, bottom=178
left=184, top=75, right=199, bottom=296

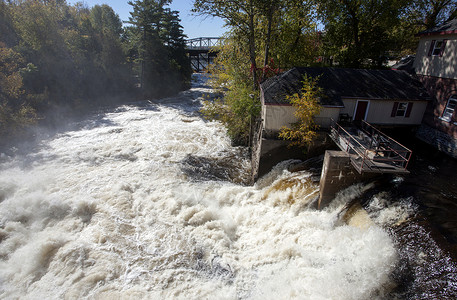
left=186, top=37, right=222, bottom=72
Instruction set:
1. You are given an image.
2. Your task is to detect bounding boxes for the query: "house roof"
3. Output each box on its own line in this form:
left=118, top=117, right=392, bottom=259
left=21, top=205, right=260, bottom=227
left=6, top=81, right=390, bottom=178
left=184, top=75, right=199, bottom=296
left=417, top=18, right=457, bottom=36
left=260, top=67, right=430, bottom=106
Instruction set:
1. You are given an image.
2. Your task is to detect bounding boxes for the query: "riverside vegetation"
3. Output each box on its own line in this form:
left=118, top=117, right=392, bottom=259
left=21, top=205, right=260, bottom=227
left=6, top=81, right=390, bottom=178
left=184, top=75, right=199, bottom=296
left=0, top=0, right=191, bottom=144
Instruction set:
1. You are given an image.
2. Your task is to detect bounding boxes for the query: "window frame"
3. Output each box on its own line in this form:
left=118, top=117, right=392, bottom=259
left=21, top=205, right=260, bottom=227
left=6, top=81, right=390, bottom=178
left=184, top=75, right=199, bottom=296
left=440, top=95, right=457, bottom=123
left=396, top=102, right=408, bottom=117
left=428, top=39, right=448, bottom=57
left=391, top=102, right=413, bottom=118
left=432, top=40, right=443, bottom=56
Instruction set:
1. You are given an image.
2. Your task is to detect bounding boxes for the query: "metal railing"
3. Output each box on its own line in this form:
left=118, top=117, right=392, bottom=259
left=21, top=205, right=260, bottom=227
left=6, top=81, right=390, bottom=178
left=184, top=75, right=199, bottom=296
left=185, top=37, right=222, bottom=50
left=330, top=120, right=412, bottom=173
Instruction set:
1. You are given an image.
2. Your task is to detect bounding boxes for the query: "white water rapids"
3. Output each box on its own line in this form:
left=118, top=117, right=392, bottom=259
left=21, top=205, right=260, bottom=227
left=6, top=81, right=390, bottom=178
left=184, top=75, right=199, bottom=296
left=0, top=76, right=400, bottom=299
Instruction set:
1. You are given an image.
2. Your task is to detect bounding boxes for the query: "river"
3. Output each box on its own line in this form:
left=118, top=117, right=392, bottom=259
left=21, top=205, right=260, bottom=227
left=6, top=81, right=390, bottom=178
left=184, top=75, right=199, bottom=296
left=0, top=74, right=455, bottom=299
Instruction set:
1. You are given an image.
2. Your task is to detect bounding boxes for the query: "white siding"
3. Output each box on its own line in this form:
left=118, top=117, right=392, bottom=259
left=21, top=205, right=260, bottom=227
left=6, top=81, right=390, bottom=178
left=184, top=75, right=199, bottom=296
left=262, top=105, right=340, bottom=133
left=263, top=105, right=297, bottom=133
left=413, top=34, right=457, bottom=79
left=341, top=99, right=428, bottom=125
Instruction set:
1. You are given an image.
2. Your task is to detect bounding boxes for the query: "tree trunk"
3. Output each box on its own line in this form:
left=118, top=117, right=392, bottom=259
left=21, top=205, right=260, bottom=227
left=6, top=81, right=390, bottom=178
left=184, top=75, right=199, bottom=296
left=262, top=5, right=273, bottom=81
left=248, top=11, right=258, bottom=90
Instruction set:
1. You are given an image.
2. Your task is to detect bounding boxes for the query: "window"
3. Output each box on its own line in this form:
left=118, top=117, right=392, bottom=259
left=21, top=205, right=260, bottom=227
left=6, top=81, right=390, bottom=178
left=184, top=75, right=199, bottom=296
left=396, top=102, right=408, bottom=116
left=428, top=40, right=448, bottom=57
left=391, top=102, right=413, bottom=118
left=432, top=41, right=443, bottom=56
left=441, top=96, right=457, bottom=122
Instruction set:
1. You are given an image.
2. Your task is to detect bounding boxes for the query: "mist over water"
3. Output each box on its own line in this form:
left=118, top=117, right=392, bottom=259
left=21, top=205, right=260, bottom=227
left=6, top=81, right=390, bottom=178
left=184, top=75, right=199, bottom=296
left=0, top=75, right=407, bottom=299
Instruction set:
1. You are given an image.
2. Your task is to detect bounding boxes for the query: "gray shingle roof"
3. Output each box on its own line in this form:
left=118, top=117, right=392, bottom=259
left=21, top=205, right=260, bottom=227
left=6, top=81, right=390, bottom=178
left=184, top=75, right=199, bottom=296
left=261, top=67, right=430, bottom=106
left=417, top=18, right=457, bottom=36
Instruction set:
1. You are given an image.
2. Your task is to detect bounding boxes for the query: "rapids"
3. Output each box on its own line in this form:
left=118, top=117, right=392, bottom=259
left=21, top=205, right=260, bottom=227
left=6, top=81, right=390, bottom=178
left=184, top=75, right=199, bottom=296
left=0, top=75, right=420, bottom=299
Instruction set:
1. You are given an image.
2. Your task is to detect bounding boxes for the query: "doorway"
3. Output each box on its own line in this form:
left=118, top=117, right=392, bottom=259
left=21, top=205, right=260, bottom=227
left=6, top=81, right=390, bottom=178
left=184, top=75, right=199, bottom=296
left=354, top=100, right=369, bottom=121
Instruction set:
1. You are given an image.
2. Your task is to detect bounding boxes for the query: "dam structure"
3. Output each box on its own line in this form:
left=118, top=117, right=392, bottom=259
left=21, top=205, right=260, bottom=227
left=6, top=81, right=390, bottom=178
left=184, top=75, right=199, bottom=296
left=319, top=120, right=413, bottom=209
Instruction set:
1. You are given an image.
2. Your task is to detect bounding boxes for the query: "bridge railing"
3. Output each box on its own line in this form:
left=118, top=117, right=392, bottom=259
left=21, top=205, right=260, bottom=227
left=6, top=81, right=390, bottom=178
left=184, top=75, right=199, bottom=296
left=186, top=37, right=222, bottom=50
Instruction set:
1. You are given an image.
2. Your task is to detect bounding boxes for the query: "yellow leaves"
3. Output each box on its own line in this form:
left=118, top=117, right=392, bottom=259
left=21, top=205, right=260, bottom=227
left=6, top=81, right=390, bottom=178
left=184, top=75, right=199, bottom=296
left=1, top=72, right=24, bottom=99
left=0, top=46, right=25, bottom=100
left=0, top=46, right=37, bottom=136
left=278, top=74, right=322, bottom=148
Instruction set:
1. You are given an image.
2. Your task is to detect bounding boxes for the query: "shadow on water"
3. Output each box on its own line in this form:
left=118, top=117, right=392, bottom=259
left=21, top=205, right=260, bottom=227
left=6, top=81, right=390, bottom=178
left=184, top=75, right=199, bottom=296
left=0, top=108, right=120, bottom=164
left=0, top=76, right=213, bottom=162
left=343, top=141, right=457, bottom=299
left=180, top=153, right=250, bottom=185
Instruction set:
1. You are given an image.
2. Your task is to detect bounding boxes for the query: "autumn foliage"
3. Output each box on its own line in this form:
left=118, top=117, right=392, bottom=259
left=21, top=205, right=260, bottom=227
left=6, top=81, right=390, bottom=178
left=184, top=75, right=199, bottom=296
left=279, top=75, right=322, bottom=147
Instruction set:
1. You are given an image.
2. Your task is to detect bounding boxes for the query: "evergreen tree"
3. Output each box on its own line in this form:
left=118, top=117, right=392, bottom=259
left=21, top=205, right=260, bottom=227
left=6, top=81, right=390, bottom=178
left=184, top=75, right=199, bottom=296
left=127, top=0, right=190, bottom=97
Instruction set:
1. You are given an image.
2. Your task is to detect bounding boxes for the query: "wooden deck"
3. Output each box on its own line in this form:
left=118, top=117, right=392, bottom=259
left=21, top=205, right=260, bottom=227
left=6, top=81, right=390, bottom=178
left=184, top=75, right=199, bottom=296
left=330, top=121, right=412, bottom=174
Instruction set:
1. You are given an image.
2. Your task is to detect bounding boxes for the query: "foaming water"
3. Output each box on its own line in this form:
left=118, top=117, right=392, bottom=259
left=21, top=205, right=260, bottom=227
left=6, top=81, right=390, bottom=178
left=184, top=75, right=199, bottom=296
left=1, top=75, right=398, bottom=299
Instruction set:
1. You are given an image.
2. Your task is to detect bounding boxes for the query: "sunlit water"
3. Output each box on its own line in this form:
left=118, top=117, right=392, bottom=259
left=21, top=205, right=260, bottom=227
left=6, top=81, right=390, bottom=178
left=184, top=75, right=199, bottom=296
left=0, top=75, right=444, bottom=299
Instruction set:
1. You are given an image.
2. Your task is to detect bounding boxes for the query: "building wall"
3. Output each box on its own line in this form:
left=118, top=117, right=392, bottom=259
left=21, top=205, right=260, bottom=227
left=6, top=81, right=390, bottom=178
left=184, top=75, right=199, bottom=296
left=341, top=99, right=428, bottom=125
left=417, top=75, right=457, bottom=139
left=262, top=105, right=296, bottom=136
left=413, top=34, right=457, bottom=79
left=262, top=104, right=340, bottom=136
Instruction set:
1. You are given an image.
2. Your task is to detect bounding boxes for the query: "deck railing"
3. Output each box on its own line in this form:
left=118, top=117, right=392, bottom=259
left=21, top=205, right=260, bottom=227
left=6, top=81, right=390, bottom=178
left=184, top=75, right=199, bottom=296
left=330, top=120, right=412, bottom=174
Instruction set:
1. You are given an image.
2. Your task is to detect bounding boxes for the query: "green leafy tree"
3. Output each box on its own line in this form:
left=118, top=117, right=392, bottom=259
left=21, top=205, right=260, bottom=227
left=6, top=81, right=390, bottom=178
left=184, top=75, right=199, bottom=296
left=193, top=0, right=262, bottom=90
left=279, top=75, right=322, bottom=147
left=195, top=0, right=319, bottom=145
left=319, top=0, right=408, bottom=67
left=405, top=0, right=457, bottom=29
left=201, top=36, right=260, bottom=145
left=0, top=0, right=136, bottom=141
left=0, top=45, right=37, bottom=137
left=259, top=0, right=319, bottom=70
left=392, top=0, right=457, bottom=56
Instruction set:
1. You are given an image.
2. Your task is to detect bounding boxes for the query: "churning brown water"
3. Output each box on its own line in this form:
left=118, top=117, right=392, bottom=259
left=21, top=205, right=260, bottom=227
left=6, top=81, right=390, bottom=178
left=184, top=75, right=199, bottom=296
left=0, top=75, right=455, bottom=299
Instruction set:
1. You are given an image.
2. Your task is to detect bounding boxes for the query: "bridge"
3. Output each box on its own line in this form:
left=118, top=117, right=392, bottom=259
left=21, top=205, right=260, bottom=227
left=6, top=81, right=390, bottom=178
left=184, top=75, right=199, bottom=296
left=186, top=37, right=222, bottom=72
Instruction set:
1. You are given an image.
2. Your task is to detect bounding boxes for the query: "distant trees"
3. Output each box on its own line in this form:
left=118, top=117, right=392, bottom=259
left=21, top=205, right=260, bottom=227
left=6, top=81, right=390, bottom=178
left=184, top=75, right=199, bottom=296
left=0, top=0, right=132, bottom=127
left=126, top=0, right=192, bottom=97
left=0, top=0, right=191, bottom=143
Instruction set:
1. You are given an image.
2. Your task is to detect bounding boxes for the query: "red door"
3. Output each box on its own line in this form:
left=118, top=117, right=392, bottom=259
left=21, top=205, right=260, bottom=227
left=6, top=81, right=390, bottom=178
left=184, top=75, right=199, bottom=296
left=354, top=101, right=369, bottom=121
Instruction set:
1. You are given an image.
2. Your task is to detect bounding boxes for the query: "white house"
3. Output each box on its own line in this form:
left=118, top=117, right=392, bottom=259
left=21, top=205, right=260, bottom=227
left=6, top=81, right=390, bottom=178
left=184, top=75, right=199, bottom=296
left=260, top=67, right=430, bottom=138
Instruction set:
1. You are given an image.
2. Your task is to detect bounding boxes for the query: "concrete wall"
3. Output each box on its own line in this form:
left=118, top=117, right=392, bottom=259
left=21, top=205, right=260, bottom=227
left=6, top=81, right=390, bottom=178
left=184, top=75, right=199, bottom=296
left=341, top=99, right=428, bottom=125
left=262, top=104, right=340, bottom=136
left=414, top=34, right=457, bottom=79
left=318, top=151, right=377, bottom=209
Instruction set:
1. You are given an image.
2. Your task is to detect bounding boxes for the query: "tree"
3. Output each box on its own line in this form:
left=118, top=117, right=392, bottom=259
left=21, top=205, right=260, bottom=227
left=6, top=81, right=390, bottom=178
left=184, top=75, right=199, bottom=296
left=319, top=0, right=407, bottom=68
left=386, top=0, right=457, bottom=57
left=201, top=36, right=260, bottom=145
left=127, top=0, right=191, bottom=97
left=260, top=0, right=319, bottom=70
left=405, top=0, right=457, bottom=29
left=193, top=0, right=261, bottom=90
left=278, top=75, right=322, bottom=147
left=1, top=1, right=135, bottom=123
left=195, top=0, right=320, bottom=145
left=0, top=45, right=37, bottom=138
